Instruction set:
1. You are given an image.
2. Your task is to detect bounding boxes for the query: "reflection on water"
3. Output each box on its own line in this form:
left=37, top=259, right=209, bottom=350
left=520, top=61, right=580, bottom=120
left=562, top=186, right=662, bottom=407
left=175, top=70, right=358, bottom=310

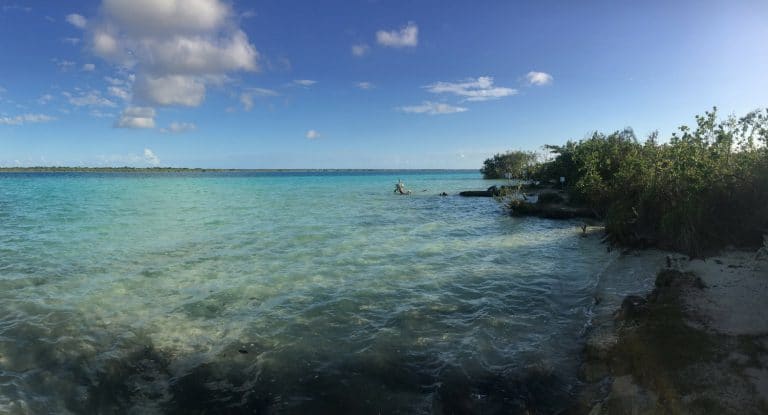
left=0, top=171, right=611, bottom=414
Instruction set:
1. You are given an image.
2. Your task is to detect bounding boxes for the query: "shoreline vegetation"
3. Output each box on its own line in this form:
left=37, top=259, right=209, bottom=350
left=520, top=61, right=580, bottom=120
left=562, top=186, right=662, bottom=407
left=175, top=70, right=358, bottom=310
left=482, top=107, right=768, bottom=257
left=477, top=108, right=768, bottom=414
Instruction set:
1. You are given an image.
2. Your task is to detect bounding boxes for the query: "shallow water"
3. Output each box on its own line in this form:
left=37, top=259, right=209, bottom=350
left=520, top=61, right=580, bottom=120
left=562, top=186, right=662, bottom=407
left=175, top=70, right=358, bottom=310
left=0, top=171, right=612, bottom=414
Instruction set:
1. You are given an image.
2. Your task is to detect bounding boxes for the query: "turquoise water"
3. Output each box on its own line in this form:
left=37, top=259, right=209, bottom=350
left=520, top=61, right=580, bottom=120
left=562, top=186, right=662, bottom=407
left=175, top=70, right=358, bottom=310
left=0, top=171, right=610, bottom=414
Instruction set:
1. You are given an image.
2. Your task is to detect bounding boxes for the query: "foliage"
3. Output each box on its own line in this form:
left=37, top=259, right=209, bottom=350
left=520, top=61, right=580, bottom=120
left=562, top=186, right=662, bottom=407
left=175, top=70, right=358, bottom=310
left=480, top=151, right=538, bottom=179
left=532, top=108, right=768, bottom=256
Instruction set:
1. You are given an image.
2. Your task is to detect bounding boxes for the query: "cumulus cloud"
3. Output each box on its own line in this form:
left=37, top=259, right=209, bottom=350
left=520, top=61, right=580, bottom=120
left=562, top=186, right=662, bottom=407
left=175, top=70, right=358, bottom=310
left=355, top=82, right=374, bottom=90
left=82, top=63, right=96, bottom=71
left=376, top=22, right=418, bottom=48
left=66, top=13, right=87, bottom=28
left=87, top=0, right=259, bottom=108
left=398, top=101, right=468, bottom=115
left=425, top=76, right=516, bottom=102
left=134, top=75, right=205, bottom=107
left=160, top=121, right=196, bottom=133
left=526, top=71, right=553, bottom=86
left=143, top=148, right=160, bottom=165
left=351, top=43, right=369, bottom=57
left=102, top=0, right=229, bottom=35
left=293, top=79, right=316, bottom=87
left=0, top=113, right=56, bottom=125
left=115, top=106, right=155, bottom=128
left=305, top=129, right=320, bottom=139
left=240, top=87, right=278, bottom=111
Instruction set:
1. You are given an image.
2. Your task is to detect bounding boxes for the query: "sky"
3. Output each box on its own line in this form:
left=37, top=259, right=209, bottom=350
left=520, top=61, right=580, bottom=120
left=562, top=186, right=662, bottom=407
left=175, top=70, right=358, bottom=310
left=1, top=0, right=767, bottom=168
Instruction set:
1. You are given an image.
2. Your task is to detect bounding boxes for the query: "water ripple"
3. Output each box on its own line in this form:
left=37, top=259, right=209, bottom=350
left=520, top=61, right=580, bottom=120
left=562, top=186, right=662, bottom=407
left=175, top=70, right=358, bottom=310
left=0, top=172, right=611, bottom=414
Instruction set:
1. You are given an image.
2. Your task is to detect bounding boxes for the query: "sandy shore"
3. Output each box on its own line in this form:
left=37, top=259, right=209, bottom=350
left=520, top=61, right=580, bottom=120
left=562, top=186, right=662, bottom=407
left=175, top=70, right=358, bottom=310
left=577, top=247, right=768, bottom=414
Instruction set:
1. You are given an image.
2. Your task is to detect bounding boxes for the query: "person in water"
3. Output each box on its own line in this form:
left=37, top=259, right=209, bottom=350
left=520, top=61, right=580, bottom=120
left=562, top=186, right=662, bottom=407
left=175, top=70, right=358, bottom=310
left=394, top=179, right=411, bottom=195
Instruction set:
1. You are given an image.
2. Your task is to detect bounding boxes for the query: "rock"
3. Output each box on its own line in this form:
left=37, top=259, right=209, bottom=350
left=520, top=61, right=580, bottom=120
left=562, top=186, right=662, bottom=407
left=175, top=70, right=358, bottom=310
left=615, top=295, right=648, bottom=321
left=587, top=402, right=603, bottom=415
left=655, top=269, right=706, bottom=290
left=459, top=190, right=497, bottom=197
left=603, top=375, right=658, bottom=415
left=508, top=199, right=598, bottom=219
left=580, top=361, right=610, bottom=383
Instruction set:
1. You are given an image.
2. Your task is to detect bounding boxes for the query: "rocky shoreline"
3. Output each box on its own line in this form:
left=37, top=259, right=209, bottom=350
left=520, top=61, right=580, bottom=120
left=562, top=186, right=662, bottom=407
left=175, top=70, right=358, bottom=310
left=572, top=250, right=768, bottom=414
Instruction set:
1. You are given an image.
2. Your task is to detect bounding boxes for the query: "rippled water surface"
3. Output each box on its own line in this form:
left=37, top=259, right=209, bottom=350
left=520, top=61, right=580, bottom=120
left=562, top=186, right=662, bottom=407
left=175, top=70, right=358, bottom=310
left=0, top=171, right=611, bottom=414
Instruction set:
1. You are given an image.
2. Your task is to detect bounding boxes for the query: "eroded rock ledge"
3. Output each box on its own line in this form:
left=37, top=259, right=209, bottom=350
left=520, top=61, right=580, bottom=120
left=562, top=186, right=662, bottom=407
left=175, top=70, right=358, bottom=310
left=575, top=254, right=768, bottom=415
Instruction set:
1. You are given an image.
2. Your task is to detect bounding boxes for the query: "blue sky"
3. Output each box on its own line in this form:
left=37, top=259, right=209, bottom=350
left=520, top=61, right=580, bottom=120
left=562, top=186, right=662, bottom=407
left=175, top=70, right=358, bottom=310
left=1, top=0, right=767, bottom=168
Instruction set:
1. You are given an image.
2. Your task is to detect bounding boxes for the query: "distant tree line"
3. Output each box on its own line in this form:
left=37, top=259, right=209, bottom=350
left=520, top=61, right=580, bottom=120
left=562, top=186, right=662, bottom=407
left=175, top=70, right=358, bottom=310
left=480, top=151, right=538, bottom=180
left=482, top=108, right=768, bottom=256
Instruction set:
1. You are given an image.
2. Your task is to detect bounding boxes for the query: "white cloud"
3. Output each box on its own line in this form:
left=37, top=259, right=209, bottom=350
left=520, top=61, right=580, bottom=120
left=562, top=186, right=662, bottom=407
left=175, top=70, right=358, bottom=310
left=2, top=5, right=31, bottom=13
left=82, top=63, right=96, bottom=71
left=351, top=43, right=369, bottom=57
left=293, top=79, right=316, bottom=87
left=526, top=71, right=553, bottom=86
left=62, top=37, right=81, bottom=45
left=425, top=76, right=517, bottom=102
left=0, top=113, right=56, bottom=125
left=108, top=85, right=131, bottom=100
left=143, top=148, right=160, bottom=166
left=376, top=22, right=418, bottom=48
left=102, top=0, right=229, bottom=35
left=355, top=82, right=374, bottom=90
left=65, top=90, right=117, bottom=107
left=160, top=121, right=196, bottom=133
left=105, top=75, right=134, bottom=86
left=135, top=75, right=205, bottom=107
left=139, top=30, right=258, bottom=75
left=239, top=94, right=253, bottom=111
left=86, top=0, right=259, bottom=108
left=240, top=87, right=278, bottom=111
left=66, top=13, right=87, bottom=29
left=398, top=101, right=468, bottom=115
left=306, top=129, right=320, bottom=139
left=115, top=106, right=155, bottom=128
left=54, top=59, right=76, bottom=71
left=89, top=109, right=115, bottom=118
left=38, top=94, right=54, bottom=105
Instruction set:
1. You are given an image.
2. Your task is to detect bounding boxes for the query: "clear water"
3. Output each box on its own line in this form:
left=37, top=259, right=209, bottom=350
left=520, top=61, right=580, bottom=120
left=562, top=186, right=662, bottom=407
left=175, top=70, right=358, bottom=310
left=0, top=171, right=611, bottom=414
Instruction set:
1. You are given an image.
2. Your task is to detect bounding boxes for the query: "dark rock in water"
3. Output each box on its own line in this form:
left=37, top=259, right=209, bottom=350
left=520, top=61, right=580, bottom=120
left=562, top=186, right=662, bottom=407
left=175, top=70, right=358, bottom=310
left=459, top=185, right=517, bottom=197
left=615, top=295, right=648, bottom=321
left=439, top=192, right=448, bottom=196
left=508, top=199, right=598, bottom=219
left=459, top=190, right=497, bottom=197
left=238, top=348, right=248, bottom=354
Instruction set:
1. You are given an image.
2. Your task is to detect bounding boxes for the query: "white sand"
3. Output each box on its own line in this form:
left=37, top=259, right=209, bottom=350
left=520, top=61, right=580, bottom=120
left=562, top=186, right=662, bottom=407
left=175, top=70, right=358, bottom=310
left=679, top=249, right=768, bottom=406
left=681, top=250, right=768, bottom=336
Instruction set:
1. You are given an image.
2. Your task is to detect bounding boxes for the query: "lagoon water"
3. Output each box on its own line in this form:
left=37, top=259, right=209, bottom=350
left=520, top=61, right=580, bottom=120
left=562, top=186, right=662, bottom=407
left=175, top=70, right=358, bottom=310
left=0, top=171, right=613, bottom=414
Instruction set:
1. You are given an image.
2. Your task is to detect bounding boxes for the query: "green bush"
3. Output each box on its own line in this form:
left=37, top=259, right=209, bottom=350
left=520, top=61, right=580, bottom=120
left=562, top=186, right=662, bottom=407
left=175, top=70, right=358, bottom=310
left=532, top=107, right=768, bottom=256
left=480, top=151, right=538, bottom=179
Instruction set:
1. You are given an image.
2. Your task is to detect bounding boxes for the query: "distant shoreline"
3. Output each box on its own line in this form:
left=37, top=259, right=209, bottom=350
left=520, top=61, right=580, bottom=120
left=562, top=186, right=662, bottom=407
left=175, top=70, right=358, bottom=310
left=0, top=167, right=477, bottom=173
